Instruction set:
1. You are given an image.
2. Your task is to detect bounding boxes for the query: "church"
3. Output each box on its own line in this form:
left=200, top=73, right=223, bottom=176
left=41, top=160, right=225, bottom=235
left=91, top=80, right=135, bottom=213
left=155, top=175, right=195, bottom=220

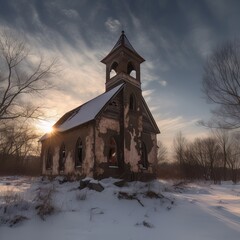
left=40, top=31, right=160, bottom=180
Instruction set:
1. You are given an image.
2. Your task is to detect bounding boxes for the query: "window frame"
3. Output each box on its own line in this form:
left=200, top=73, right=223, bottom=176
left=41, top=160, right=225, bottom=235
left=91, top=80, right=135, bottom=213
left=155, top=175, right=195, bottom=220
left=127, top=62, right=136, bottom=78
left=59, top=143, right=66, bottom=172
left=75, top=138, right=83, bottom=168
left=141, top=142, right=148, bottom=169
left=46, top=147, right=53, bottom=170
left=108, top=137, right=118, bottom=168
left=109, top=61, right=118, bottom=79
left=129, top=93, right=137, bottom=111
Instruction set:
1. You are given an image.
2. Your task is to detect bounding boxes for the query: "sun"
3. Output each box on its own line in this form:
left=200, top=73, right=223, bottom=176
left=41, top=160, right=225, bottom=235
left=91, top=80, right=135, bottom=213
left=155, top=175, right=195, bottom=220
left=37, top=120, right=55, bottom=133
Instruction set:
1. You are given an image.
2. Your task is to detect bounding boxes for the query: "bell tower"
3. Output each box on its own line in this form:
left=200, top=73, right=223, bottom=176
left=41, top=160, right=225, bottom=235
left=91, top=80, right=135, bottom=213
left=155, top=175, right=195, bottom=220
left=102, top=31, right=149, bottom=175
left=101, top=31, right=145, bottom=92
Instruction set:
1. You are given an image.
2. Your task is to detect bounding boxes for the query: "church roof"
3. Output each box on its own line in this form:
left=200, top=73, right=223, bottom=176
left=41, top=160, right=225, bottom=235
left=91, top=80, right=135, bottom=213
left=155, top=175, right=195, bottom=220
left=40, top=84, right=124, bottom=141
left=56, top=83, right=124, bottom=132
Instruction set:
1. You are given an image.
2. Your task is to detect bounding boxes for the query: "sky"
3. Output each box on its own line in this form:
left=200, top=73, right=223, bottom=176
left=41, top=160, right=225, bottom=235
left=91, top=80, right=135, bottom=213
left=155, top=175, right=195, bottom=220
left=1, top=0, right=240, bottom=153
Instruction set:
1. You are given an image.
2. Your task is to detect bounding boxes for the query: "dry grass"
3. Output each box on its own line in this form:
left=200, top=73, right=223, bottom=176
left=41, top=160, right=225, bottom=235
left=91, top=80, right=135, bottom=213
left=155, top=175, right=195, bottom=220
left=0, top=189, right=29, bottom=226
left=35, top=186, right=55, bottom=220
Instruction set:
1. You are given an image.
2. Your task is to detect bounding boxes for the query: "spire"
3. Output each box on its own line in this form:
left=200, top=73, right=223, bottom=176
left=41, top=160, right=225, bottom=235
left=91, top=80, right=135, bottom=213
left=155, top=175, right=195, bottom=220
left=101, top=31, right=145, bottom=64
left=110, top=30, right=137, bottom=54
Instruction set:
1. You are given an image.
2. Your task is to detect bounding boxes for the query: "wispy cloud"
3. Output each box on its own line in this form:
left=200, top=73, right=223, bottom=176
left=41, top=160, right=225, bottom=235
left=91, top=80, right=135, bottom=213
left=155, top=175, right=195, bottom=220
left=156, top=115, right=209, bottom=157
left=142, top=89, right=155, bottom=98
left=157, top=116, right=194, bottom=133
left=105, top=17, right=121, bottom=32
left=159, top=80, right=167, bottom=86
left=61, top=9, right=79, bottom=19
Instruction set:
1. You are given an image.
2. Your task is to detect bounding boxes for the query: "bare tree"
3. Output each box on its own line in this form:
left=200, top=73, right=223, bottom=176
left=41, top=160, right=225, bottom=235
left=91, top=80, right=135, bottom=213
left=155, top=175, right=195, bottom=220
left=0, top=29, right=58, bottom=122
left=0, top=29, right=58, bottom=174
left=228, top=133, right=240, bottom=183
left=190, top=138, right=209, bottom=179
left=213, top=129, right=232, bottom=180
left=202, top=39, right=240, bottom=129
left=0, top=120, right=39, bottom=159
left=157, top=140, right=168, bottom=163
left=173, top=131, right=187, bottom=165
left=203, top=137, right=220, bottom=181
left=0, top=119, right=41, bottom=175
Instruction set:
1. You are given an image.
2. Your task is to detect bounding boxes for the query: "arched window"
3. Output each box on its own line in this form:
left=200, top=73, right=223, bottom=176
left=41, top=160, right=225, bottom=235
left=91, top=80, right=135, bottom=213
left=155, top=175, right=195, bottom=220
left=75, top=138, right=83, bottom=167
left=108, top=137, right=118, bottom=168
left=127, top=62, right=136, bottom=78
left=141, top=142, right=148, bottom=169
left=59, top=143, right=66, bottom=172
left=110, top=62, right=118, bottom=78
left=46, top=147, right=53, bottom=170
left=129, top=94, right=136, bottom=111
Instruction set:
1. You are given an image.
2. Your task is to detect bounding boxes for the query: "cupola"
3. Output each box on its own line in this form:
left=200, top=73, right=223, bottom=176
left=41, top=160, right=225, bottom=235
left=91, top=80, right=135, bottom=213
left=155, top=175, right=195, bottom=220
left=101, top=31, right=145, bottom=91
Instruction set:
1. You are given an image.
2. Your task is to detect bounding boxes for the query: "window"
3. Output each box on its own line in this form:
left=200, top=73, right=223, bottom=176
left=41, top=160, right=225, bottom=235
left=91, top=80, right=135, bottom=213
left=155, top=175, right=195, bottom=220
left=59, top=143, right=66, bottom=172
left=127, top=62, right=136, bottom=78
left=46, top=147, right=53, bottom=170
left=129, top=94, right=136, bottom=111
left=141, top=142, right=148, bottom=169
left=75, top=138, right=83, bottom=167
left=108, top=137, right=118, bottom=168
left=109, top=62, right=118, bottom=78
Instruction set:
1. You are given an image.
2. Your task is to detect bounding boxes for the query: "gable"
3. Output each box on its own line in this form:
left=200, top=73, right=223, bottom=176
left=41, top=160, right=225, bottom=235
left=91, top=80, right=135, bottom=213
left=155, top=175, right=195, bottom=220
left=101, top=90, right=123, bottom=120
left=39, top=84, right=124, bottom=141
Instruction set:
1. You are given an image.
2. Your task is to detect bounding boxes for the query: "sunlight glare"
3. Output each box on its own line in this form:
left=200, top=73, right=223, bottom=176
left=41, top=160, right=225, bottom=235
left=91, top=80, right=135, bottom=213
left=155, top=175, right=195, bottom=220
left=37, top=120, right=55, bottom=133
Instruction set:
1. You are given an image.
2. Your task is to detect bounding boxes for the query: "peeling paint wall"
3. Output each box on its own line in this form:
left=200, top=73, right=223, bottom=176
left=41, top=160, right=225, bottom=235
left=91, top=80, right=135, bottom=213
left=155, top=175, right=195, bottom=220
left=41, top=123, right=94, bottom=177
left=41, top=84, right=159, bottom=180
left=124, top=128, right=140, bottom=172
left=143, top=133, right=158, bottom=173
left=95, top=116, right=120, bottom=176
left=123, top=83, right=143, bottom=172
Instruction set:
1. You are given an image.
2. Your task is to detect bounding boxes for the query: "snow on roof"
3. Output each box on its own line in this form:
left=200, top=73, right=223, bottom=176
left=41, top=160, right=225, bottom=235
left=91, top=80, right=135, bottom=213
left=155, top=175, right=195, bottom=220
left=54, top=83, right=124, bottom=132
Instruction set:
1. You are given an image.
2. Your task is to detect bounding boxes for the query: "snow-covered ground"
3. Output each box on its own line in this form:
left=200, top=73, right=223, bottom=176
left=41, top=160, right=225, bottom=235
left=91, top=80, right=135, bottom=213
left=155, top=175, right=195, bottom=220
left=0, top=177, right=239, bottom=240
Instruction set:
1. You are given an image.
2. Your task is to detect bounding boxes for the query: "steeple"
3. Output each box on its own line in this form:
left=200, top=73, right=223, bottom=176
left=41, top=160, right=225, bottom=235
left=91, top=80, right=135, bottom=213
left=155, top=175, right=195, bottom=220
left=109, top=31, right=139, bottom=55
left=101, top=31, right=145, bottom=91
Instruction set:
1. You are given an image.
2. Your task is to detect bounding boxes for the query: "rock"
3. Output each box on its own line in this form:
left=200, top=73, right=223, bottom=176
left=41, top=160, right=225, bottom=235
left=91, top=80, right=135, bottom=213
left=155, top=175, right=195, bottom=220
left=9, top=215, right=28, bottom=227
left=79, top=180, right=90, bottom=190
left=114, top=180, right=128, bottom=187
left=88, top=182, right=104, bottom=192
left=58, top=177, right=68, bottom=184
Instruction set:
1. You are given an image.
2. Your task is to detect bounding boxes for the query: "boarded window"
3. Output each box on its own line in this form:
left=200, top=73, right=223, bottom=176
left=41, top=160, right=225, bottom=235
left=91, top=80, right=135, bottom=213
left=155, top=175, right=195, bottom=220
left=75, top=138, right=83, bottom=167
left=108, top=137, right=118, bottom=167
left=59, top=143, right=66, bottom=172
left=46, top=147, right=53, bottom=170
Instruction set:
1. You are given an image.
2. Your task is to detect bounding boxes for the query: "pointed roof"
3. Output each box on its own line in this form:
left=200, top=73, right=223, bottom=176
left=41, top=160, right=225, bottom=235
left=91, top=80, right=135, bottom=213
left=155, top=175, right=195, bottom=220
left=40, top=84, right=124, bottom=141
left=110, top=31, right=137, bottom=54
left=101, top=31, right=145, bottom=63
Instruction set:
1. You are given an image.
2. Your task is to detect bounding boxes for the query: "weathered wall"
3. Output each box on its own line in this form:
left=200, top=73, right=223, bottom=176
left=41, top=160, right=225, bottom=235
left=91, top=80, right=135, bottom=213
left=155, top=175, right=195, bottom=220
left=41, top=84, right=159, bottom=180
left=142, top=132, right=158, bottom=173
left=123, top=83, right=142, bottom=172
left=94, top=116, right=121, bottom=176
left=41, top=123, right=94, bottom=177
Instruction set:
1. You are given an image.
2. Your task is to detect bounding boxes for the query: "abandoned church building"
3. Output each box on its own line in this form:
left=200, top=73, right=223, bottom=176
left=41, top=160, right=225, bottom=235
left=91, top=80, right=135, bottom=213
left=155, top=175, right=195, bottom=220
left=40, top=31, right=160, bottom=179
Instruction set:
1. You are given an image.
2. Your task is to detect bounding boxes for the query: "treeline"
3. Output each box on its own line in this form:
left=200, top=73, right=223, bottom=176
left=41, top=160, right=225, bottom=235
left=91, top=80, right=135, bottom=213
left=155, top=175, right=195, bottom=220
left=157, top=130, right=240, bottom=183
left=0, top=121, right=41, bottom=176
